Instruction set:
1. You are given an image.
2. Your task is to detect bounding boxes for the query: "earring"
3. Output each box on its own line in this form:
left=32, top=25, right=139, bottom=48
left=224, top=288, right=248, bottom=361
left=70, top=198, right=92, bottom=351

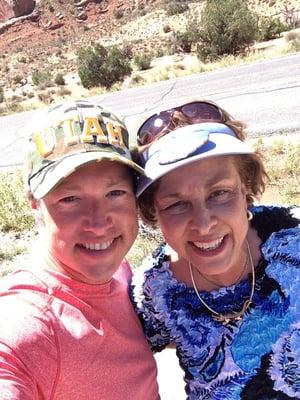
left=247, top=210, right=253, bottom=221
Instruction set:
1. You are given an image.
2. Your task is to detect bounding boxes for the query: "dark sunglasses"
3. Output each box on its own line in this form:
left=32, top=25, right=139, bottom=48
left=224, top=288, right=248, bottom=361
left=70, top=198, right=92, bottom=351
left=137, top=101, right=225, bottom=146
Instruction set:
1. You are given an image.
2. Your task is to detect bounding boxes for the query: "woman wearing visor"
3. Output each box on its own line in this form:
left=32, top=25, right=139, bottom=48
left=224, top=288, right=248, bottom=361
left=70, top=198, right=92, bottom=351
left=131, top=100, right=300, bottom=400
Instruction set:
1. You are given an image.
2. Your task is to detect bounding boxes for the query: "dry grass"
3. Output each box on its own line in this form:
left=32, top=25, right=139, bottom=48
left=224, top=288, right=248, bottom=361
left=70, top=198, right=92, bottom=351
left=252, top=137, right=300, bottom=205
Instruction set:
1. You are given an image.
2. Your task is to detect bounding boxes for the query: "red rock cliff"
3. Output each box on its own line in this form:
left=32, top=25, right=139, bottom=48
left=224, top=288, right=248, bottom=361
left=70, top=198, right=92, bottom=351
left=0, top=0, right=35, bottom=22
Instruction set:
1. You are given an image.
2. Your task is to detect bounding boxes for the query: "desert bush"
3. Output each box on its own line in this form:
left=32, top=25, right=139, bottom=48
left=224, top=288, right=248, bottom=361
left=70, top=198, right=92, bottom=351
left=114, top=9, right=124, bottom=19
left=37, top=91, right=53, bottom=104
left=196, top=0, right=258, bottom=62
left=134, top=54, right=152, bottom=70
left=289, top=36, right=300, bottom=52
left=0, top=170, right=34, bottom=232
left=0, top=86, right=4, bottom=103
left=54, top=73, right=65, bottom=86
left=77, top=43, right=132, bottom=89
left=164, top=0, right=189, bottom=16
left=163, top=24, right=171, bottom=33
left=129, top=74, right=146, bottom=86
left=258, top=16, right=287, bottom=41
left=171, top=31, right=193, bottom=53
left=121, top=41, right=134, bottom=60
left=155, top=48, right=166, bottom=58
left=32, top=69, right=52, bottom=86
left=12, top=75, right=23, bottom=85
left=285, top=31, right=299, bottom=42
left=56, top=87, right=71, bottom=97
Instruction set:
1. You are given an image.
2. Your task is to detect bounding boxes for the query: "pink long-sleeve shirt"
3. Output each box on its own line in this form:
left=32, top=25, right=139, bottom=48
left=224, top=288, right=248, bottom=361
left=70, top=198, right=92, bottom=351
left=0, top=261, right=159, bottom=399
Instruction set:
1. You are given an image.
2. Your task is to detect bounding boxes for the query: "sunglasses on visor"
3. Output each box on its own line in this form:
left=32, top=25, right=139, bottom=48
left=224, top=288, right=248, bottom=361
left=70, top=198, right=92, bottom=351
left=137, top=101, right=226, bottom=146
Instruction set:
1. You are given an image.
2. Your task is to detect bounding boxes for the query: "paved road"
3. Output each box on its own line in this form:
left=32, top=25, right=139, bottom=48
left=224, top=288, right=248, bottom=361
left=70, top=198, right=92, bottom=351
left=0, top=53, right=300, bottom=167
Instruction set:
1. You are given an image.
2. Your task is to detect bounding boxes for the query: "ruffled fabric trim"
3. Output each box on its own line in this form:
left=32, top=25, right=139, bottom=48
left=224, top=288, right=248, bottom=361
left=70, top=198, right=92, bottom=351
left=131, top=205, right=300, bottom=399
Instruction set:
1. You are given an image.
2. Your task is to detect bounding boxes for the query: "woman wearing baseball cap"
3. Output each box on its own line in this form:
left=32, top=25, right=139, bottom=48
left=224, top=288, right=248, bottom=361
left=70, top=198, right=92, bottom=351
left=0, top=100, right=160, bottom=399
left=131, top=99, right=300, bottom=399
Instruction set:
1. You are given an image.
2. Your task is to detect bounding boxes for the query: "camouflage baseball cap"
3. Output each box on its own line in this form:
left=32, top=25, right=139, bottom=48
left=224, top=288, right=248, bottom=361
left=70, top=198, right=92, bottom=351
left=25, top=99, right=144, bottom=199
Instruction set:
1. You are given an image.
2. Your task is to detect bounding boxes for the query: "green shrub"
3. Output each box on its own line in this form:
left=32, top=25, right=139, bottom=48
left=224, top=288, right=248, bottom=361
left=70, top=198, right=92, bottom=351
left=258, top=16, right=286, bottom=41
left=121, top=41, right=134, bottom=60
left=163, top=24, right=171, bottom=33
left=0, top=170, right=34, bottom=232
left=54, top=73, right=65, bottom=86
left=172, top=31, right=193, bottom=53
left=155, top=48, right=166, bottom=58
left=289, top=37, right=300, bottom=52
left=114, top=9, right=124, bottom=19
left=32, top=69, right=52, bottom=86
left=134, top=54, right=152, bottom=70
left=197, top=0, right=258, bottom=61
left=12, top=75, right=23, bottom=84
left=77, top=43, right=132, bottom=89
left=0, top=86, right=4, bottom=103
left=165, top=0, right=189, bottom=16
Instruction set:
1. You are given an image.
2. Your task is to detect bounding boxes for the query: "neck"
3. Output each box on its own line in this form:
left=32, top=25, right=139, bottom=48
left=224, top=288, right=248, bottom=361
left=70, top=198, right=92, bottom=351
left=169, top=241, right=255, bottom=291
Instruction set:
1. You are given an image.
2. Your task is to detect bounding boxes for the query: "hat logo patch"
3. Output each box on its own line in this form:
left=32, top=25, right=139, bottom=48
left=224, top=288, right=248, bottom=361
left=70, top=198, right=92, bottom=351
left=33, top=116, right=126, bottom=158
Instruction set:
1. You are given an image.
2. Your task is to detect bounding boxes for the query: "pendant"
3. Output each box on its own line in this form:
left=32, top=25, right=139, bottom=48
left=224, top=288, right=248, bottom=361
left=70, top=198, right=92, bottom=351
left=212, top=300, right=252, bottom=325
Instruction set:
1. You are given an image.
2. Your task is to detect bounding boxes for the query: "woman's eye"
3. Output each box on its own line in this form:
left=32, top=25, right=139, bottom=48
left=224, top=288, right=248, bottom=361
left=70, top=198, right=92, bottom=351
left=209, top=189, right=231, bottom=201
left=60, top=196, right=78, bottom=203
left=162, top=201, right=189, bottom=213
left=108, top=189, right=126, bottom=197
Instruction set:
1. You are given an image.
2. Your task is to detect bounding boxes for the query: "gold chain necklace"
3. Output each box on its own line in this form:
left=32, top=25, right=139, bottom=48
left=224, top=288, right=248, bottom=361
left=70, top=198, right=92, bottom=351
left=189, top=240, right=255, bottom=325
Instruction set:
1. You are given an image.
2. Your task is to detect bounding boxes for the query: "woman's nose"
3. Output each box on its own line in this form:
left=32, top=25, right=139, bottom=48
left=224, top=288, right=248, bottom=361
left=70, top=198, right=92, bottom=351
left=190, top=203, right=217, bottom=234
left=82, top=202, right=113, bottom=233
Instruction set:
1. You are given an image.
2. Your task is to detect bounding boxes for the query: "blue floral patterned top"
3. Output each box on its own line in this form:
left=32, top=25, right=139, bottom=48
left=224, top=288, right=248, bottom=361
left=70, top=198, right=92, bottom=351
left=131, top=206, right=300, bottom=399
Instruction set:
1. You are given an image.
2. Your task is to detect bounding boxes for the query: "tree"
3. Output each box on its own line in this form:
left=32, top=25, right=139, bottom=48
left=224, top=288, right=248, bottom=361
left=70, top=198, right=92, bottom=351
left=197, top=0, right=258, bottom=61
left=77, top=43, right=132, bottom=89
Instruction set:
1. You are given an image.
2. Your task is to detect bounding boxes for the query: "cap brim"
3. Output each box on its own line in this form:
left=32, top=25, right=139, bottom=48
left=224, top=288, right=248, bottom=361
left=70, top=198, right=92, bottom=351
left=137, top=132, right=253, bottom=197
left=31, top=151, right=144, bottom=199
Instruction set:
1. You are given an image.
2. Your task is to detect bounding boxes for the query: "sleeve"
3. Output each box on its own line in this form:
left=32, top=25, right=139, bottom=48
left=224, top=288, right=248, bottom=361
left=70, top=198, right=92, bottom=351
left=0, top=295, right=59, bottom=400
left=130, top=263, right=172, bottom=353
left=0, top=342, right=39, bottom=399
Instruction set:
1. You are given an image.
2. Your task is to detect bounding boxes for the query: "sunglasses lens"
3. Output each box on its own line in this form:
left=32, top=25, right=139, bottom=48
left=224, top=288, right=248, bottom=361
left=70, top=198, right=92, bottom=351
left=138, top=113, right=170, bottom=145
left=181, top=102, right=222, bottom=120
left=138, top=102, right=223, bottom=145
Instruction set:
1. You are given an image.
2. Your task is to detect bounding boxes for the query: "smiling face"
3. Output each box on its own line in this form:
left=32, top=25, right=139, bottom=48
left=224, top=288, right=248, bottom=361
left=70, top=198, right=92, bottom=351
left=35, top=161, right=138, bottom=284
left=154, top=156, right=249, bottom=282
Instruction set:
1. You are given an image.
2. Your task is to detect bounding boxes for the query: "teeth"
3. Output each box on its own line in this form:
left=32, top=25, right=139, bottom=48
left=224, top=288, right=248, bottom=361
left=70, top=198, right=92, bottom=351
left=193, top=237, right=223, bottom=251
left=82, top=240, right=113, bottom=251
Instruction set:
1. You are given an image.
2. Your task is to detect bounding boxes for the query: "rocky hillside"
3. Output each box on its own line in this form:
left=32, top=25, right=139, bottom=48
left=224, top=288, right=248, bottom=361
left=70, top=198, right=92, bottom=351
left=0, top=0, right=299, bottom=113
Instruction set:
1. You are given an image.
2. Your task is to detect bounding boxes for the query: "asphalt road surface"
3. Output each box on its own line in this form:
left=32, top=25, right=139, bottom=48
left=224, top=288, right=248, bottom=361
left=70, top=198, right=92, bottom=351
left=0, top=53, right=300, bottom=167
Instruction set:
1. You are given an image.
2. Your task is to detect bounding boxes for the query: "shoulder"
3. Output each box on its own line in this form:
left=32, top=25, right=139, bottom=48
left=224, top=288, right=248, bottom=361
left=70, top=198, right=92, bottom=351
left=0, top=270, right=55, bottom=340
left=253, top=205, right=300, bottom=262
left=251, top=205, right=299, bottom=242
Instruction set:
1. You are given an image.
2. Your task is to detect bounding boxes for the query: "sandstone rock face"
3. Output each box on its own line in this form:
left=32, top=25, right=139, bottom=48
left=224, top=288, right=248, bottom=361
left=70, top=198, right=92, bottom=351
left=0, top=0, right=35, bottom=22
